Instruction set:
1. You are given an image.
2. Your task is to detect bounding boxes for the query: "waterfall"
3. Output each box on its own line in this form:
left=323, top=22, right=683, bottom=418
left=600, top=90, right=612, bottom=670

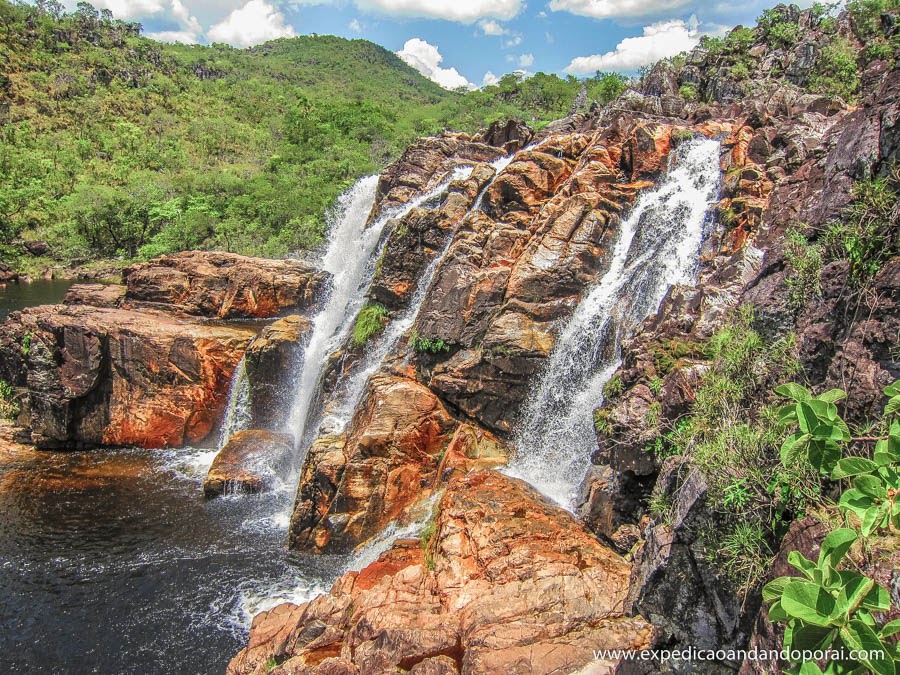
left=321, top=156, right=515, bottom=435
left=284, top=168, right=476, bottom=460
left=218, top=357, right=251, bottom=450
left=505, top=138, right=722, bottom=508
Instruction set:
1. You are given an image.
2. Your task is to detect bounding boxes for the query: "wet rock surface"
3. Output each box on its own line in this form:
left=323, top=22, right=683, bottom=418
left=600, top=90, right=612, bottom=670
left=204, top=430, right=294, bottom=497
left=233, top=471, right=655, bottom=675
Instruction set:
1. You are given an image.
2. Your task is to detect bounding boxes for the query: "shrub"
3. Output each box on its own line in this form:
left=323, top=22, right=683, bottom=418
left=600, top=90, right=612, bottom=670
left=603, top=373, right=624, bottom=400
left=0, top=380, right=19, bottom=421
left=809, top=37, right=861, bottom=101
left=678, top=82, right=699, bottom=103
left=352, top=302, right=388, bottom=347
left=410, top=332, right=450, bottom=354
left=783, top=227, right=823, bottom=314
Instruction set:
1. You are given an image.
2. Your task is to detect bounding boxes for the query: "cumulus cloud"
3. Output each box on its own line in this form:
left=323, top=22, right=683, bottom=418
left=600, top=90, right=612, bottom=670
left=349, top=18, right=363, bottom=32
left=502, top=35, right=522, bottom=48
left=549, top=0, right=692, bottom=19
left=75, top=0, right=167, bottom=19
left=357, top=0, right=523, bottom=23
left=517, top=52, right=534, bottom=67
left=146, top=29, right=200, bottom=42
left=397, top=38, right=474, bottom=90
left=208, top=0, right=296, bottom=46
left=482, top=71, right=500, bottom=87
left=564, top=19, right=699, bottom=73
left=478, top=19, right=508, bottom=36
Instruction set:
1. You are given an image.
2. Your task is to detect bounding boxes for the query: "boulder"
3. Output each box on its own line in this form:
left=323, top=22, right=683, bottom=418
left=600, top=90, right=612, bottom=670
left=122, top=251, right=327, bottom=319
left=0, top=263, right=17, bottom=284
left=243, top=315, right=310, bottom=429
left=0, top=304, right=254, bottom=448
left=64, top=284, right=126, bottom=308
left=289, top=375, right=456, bottom=553
left=204, top=430, right=294, bottom=497
left=232, top=471, right=655, bottom=675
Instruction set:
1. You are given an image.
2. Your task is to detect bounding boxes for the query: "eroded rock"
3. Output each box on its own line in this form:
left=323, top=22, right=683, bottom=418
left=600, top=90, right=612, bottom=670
left=204, top=430, right=294, bottom=497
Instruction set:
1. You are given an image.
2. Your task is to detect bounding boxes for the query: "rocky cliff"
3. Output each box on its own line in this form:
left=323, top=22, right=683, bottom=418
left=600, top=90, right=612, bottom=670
left=239, top=4, right=898, bottom=673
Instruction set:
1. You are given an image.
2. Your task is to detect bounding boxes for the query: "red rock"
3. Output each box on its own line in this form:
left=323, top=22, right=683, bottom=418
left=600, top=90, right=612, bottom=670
left=0, top=304, right=254, bottom=448
left=231, top=471, right=656, bottom=675
left=204, top=430, right=295, bottom=497
left=122, top=251, right=327, bottom=319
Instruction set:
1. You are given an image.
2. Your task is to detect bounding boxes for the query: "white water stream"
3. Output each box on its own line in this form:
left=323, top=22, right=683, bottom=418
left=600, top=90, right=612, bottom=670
left=505, top=138, right=722, bottom=508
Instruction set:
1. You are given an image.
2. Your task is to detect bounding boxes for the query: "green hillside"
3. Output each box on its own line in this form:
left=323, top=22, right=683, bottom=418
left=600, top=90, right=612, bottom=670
left=0, top=1, right=626, bottom=268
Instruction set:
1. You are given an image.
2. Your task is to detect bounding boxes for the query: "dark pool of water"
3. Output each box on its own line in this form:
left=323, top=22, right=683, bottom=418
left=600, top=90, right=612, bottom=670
left=0, top=447, right=346, bottom=675
left=0, top=279, right=76, bottom=322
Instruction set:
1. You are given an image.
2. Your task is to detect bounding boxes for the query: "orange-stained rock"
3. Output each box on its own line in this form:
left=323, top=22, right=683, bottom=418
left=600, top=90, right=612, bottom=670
left=0, top=304, right=254, bottom=449
left=204, top=430, right=294, bottom=497
left=289, top=375, right=456, bottom=553
left=231, top=471, right=656, bottom=675
left=63, top=283, right=126, bottom=308
left=122, top=251, right=327, bottom=319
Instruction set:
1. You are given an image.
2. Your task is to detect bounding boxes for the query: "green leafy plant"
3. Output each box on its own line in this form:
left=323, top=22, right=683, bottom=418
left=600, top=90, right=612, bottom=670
left=20, top=331, right=32, bottom=356
left=776, top=383, right=850, bottom=475
left=763, top=528, right=898, bottom=675
left=648, top=376, right=663, bottom=396
left=0, top=379, right=19, bottom=421
left=603, top=373, right=624, bottom=400
left=678, top=82, right=699, bottom=103
left=352, top=302, right=388, bottom=347
left=593, top=408, right=611, bottom=434
left=410, top=332, right=450, bottom=354
left=831, top=382, right=900, bottom=535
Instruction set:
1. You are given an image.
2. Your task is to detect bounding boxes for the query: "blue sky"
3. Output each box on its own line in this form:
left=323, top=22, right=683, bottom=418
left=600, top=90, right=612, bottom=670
left=60, top=0, right=821, bottom=88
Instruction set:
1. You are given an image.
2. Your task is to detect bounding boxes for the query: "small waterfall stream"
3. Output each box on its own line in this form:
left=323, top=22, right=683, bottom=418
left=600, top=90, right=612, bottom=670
left=323, top=156, right=515, bottom=434
left=505, top=138, right=723, bottom=508
left=218, top=356, right=251, bottom=450
left=284, top=168, right=474, bottom=458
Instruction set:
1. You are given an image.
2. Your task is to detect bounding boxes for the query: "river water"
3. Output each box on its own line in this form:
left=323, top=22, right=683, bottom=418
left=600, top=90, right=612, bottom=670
left=0, top=279, right=75, bottom=322
left=0, top=446, right=343, bottom=674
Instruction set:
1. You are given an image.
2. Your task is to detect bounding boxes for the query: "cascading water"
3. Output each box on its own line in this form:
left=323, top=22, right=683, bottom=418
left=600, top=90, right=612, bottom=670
left=323, top=156, right=514, bottom=433
left=284, top=169, right=476, bottom=458
left=505, top=138, right=722, bottom=508
left=218, top=356, right=251, bottom=450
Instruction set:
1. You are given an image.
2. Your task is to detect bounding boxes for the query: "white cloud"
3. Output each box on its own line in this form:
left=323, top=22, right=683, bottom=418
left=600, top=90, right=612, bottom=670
left=478, top=19, right=508, bottom=35
left=349, top=18, right=363, bottom=32
left=146, top=29, right=200, bottom=42
left=502, top=35, right=522, bottom=48
left=396, top=38, right=475, bottom=90
left=357, top=0, right=523, bottom=23
left=564, top=19, right=699, bottom=73
left=208, top=0, right=296, bottom=46
left=74, top=0, right=167, bottom=19
left=545, top=31, right=554, bottom=44
left=482, top=71, right=499, bottom=86
left=517, top=52, right=534, bottom=67
left=549, top=0, right=692, bottom=19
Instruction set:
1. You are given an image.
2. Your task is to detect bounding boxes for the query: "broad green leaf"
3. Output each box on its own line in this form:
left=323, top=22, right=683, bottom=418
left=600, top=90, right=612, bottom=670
left=832, top=457, right=879, bottom=479
left=853, top=475, right=886, bottom=498
left=798, top=663, right=824, bottom=675
left=886, top=394, right=900, bottom=416
left=798, top=402, right=821, bottom=434
left=788, top=550, right=818, bottom=580
left=840, top=489, right=876, bottom=520
left=818, top=389, right=847, bottom=404
left=878, top=619, right=900, bottom=639
left=781, top=580, right=837, bottom=626
left=763, top=576, right=791, bottom=603
left=777, top=403, right=799, bottom=425
left=768, top=599, right=788, bottom=623
left=861, top=502, right=889, bottom=536
left=818, top=528, right=857, bottom=568
left=861, top=582, right=891, bottom=612
left=777, top=382, right=812, bottom=402
left=885, top=381, right=900, bottom=398
left=837, top=575, right=874, bottom=617
left=841, top=620, right=895, bottom=675
left=781, top=432, right=810, bottom=466
left=808, top=440, right=841, bottom=474
left=786, top=622, right=833, bottom=652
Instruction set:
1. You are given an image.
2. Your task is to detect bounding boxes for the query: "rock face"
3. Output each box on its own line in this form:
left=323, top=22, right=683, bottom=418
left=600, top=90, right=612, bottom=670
left=122, top=251, right=327, bottom=319
left=204, top=430, right=294, bottom=497
left=0, top=304, right=254, bottom=448
left=372, top=132, right=509, bottom=219
left=289, top=375, right=458, bottom=553
left=243, top=315, right=310, bottom=429
left=231, top=471, right=655, bottom=675
left=409, top=122, right=717, bottom=434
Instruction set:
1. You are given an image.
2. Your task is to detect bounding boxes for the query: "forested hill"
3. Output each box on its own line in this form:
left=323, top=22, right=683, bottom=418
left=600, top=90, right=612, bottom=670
left=0, top=1, right=626, bottom=269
